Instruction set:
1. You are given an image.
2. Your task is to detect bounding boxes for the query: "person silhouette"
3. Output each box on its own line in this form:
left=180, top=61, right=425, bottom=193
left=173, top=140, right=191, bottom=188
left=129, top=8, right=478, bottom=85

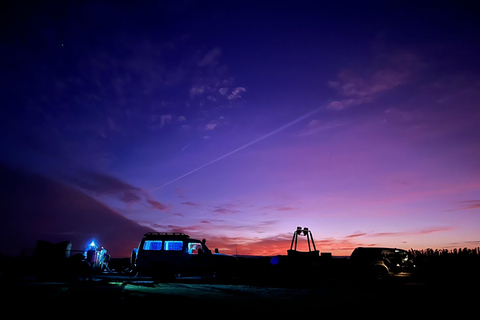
left=201, top=239, right=212, bottom=255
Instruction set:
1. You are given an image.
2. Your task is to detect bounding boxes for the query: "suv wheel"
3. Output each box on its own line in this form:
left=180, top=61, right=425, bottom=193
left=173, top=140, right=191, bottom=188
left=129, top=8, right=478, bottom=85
left=372, top=265, right=389, bottom=281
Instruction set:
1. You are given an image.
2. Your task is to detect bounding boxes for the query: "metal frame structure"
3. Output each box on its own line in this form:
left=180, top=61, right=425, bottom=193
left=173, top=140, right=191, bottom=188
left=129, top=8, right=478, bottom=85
left=290, top=227, right=317, bottom=252
left=287, top=227, right=319, bottom=260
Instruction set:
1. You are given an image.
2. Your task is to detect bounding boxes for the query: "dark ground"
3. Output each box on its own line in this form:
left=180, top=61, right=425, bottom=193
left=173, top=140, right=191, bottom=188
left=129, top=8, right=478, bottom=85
left=2, top=250, right=480, bottom=316
left=1, top=266, right=478, bottom=317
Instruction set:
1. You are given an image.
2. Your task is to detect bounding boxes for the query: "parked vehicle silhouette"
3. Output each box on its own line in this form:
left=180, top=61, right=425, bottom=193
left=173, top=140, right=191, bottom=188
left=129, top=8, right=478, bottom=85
left=131, top=232, right=235, bottom=280
left=350, top=247, right=416, bottom=280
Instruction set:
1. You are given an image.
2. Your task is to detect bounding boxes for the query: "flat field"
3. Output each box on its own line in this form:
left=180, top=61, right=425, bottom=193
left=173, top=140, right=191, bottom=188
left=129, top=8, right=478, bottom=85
left=1, top=274, right=477, bottom=317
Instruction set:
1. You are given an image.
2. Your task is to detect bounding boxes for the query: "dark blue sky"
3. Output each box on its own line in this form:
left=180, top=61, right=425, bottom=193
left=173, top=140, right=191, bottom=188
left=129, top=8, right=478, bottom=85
left=1, top=1, right=479, bottom=256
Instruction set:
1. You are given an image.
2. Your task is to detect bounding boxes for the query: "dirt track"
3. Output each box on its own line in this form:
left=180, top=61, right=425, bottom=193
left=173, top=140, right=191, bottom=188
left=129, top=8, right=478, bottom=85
left=2, top=275, right=477, bottom=316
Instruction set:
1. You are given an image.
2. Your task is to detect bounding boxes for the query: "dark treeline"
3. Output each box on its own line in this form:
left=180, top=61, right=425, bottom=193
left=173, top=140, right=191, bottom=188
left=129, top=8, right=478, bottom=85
left=409, top=247, right=480, bottom=258
left=408, top=247, right=480, bottom=282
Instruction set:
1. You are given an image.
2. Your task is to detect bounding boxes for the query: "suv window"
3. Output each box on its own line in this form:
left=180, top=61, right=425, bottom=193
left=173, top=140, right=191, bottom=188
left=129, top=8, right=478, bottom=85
left=188, top=242, right=202, bottom=254
left=164, top=240, right=183, bottom=251
left=143, top=240, right=163, bottom=250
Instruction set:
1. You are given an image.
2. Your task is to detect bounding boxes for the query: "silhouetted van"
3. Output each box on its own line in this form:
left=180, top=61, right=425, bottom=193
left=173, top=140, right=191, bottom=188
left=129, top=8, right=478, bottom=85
left=350, top=247, right=416, bottom=280
left=131, top=232, right=236, bottom=280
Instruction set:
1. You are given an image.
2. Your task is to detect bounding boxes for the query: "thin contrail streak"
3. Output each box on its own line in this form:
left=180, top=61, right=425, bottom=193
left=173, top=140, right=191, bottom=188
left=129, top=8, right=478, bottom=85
left=181, top=143, right=190, bottom=151
left=152, top=105, right=324, bottom=191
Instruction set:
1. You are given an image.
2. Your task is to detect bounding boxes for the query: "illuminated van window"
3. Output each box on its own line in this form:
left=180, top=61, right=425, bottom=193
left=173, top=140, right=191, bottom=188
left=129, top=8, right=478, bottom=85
left=188, top=242, right=202, bottom=254
left=143, top=240, right=162, bottom=250
left=164, top=241, right=183, bottom=251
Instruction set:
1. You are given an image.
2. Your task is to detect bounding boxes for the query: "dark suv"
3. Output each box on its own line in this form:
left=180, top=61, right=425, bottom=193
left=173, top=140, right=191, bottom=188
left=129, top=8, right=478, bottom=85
left=350, top=247, right=416, bottom=280
left=131, top=232, right=236, bottom=280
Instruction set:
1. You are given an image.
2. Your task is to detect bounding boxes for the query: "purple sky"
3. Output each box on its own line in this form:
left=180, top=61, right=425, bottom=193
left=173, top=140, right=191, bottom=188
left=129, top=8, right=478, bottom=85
left=1, top=1, right=479, bottom=257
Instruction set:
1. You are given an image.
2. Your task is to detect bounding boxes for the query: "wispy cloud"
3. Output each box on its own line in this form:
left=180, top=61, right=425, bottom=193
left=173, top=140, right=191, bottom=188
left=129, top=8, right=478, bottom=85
left=66, top=170, right=142, bottom=203
left=0, top=163, right=154, bottom=257
left=328, top=51, right=423, bottom=110
left=346, top=226, right=453, bottom=239
left=188, top=47, right=246, bottom=110
left=153, top=104, right=325, bottom=190
left=204, top=116, right=227, bottom=131
left=345, top=230, right=368, bottom=238
left=447, top=240, right=480, bottom=248
left=445, top=200, right=480, bottom=212
left=66, top=170, right=169, bottom=212
left=181, top=201, right=198, bottom=207
left=261, top=205, right=297, bottom=212
left=205, top=121, right=218, bottom=131
left=146, top=198, right=169, bottom=211
left=197, top=47, right=222, bottom=67
left=148, top=114, right=173, bottom=130
left=458, top=200, right=480, bottom=211
left=212, top=202, right=242, bottom=215
left=228, top=87, right=247, bottom=100
left=298, top=119, right=344, bottom=136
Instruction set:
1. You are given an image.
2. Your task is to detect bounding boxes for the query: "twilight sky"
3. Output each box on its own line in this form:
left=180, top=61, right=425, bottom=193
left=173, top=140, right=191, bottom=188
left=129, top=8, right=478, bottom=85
left=1, top=1, right=479, bottom=257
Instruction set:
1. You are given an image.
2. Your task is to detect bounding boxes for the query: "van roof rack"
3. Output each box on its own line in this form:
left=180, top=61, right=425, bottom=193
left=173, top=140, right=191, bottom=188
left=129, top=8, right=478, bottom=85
left=144, top=232, right=190, bottom=238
